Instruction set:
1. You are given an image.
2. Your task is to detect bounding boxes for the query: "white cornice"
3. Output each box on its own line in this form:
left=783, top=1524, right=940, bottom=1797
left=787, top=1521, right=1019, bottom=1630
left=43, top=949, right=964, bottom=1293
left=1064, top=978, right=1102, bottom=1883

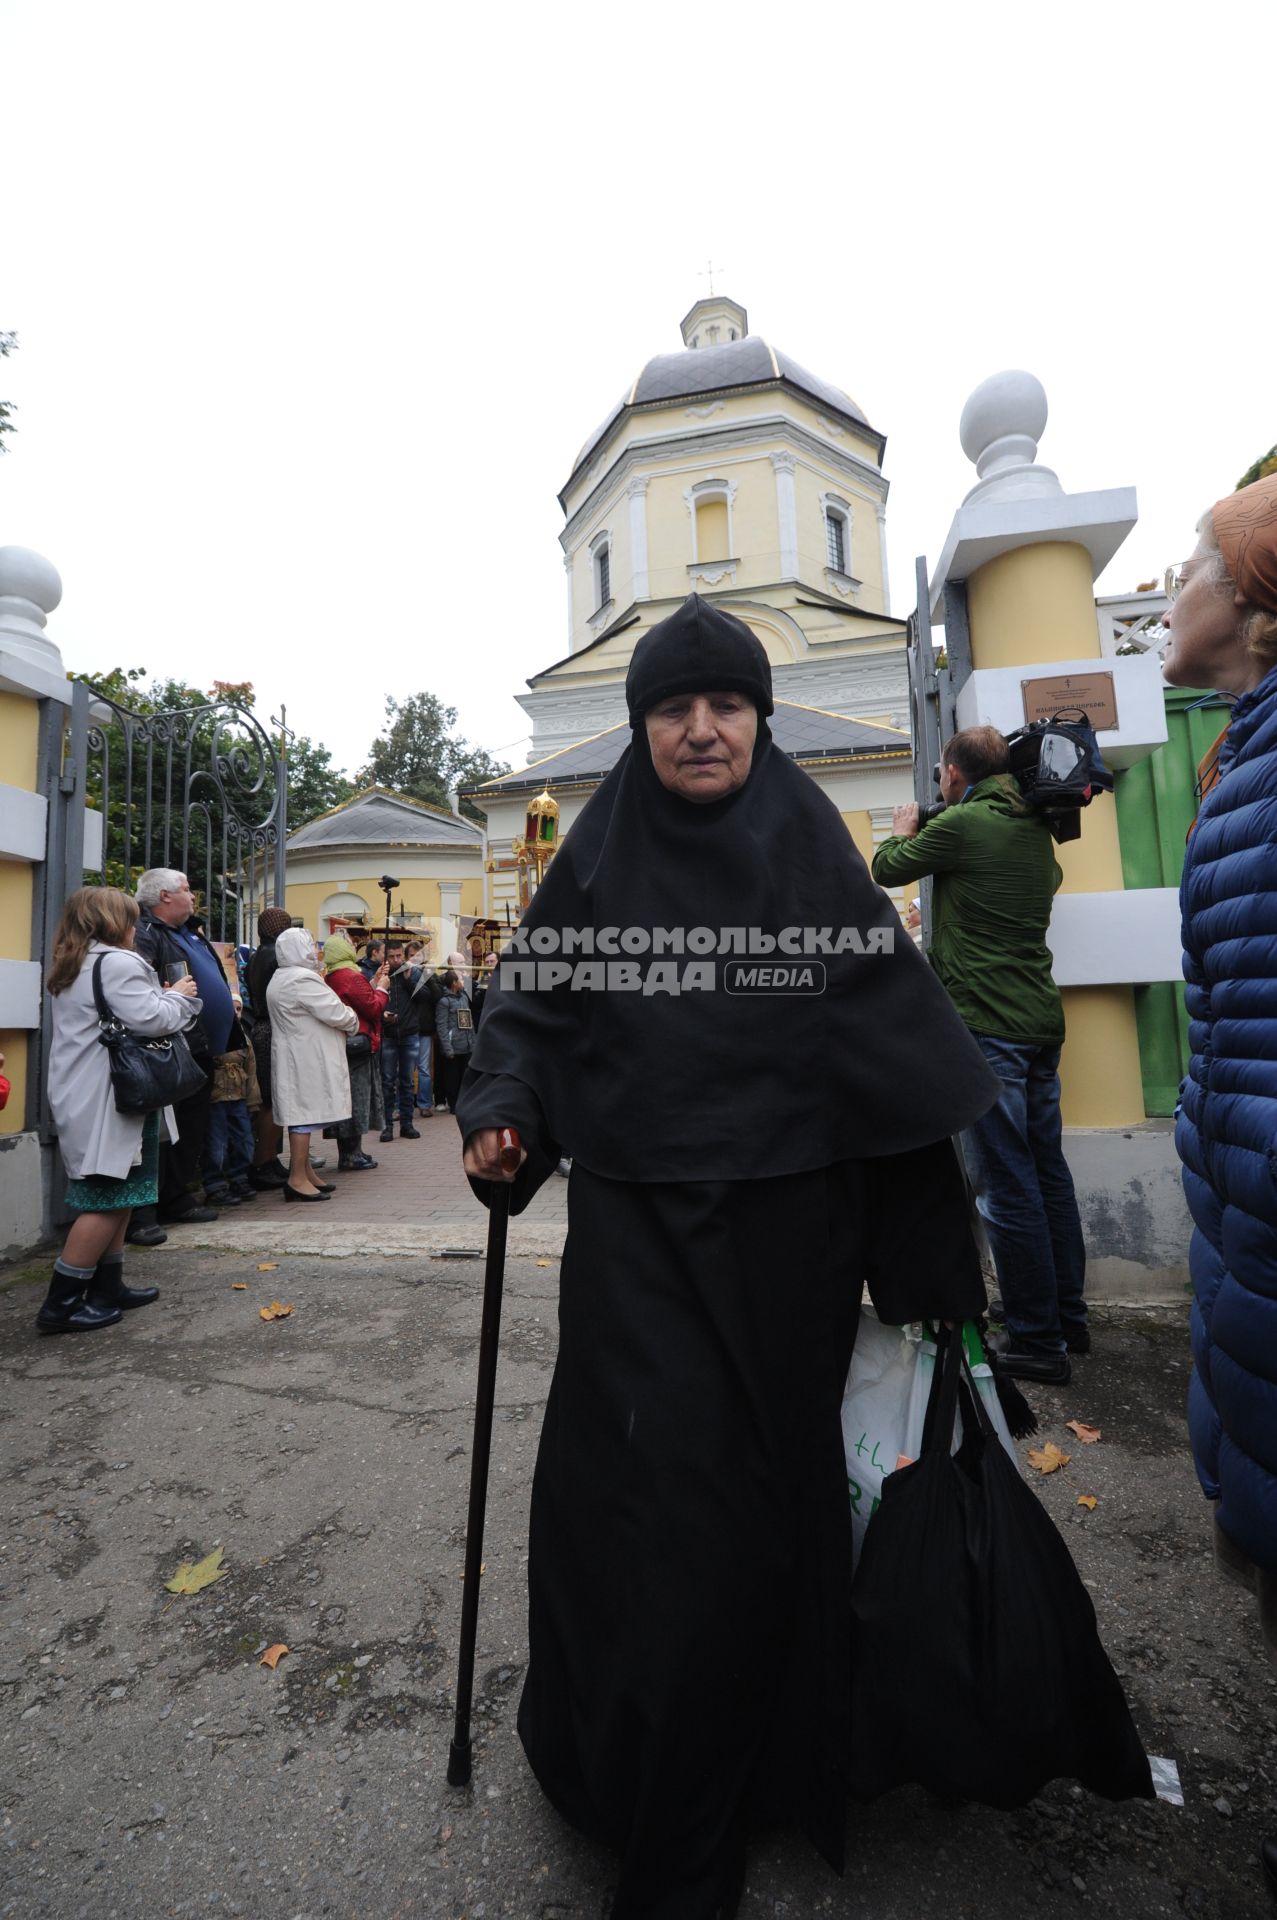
left=562, top=415, right=888, bottom=547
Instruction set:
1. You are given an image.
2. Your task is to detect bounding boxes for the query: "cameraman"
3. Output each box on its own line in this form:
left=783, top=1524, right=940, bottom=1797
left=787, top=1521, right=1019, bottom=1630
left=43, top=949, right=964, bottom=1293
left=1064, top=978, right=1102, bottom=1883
left=872, top=724, right=1086, bottom=1386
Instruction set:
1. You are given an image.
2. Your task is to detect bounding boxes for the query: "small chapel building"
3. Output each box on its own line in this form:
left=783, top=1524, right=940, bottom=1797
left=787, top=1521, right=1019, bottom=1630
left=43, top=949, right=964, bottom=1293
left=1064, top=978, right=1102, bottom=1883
left=469, top=296, right=918, bottom=922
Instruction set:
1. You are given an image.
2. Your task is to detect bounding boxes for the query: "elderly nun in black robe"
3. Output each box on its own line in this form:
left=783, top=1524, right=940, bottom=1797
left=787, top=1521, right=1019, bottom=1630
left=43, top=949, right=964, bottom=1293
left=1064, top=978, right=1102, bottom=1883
left=457, top=596, right=1000, bottom=1919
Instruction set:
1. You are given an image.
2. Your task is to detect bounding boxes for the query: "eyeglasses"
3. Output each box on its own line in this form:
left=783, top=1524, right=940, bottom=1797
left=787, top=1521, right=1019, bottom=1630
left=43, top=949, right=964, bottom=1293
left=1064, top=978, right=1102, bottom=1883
left=1164, top=561, right=1191, bottom=602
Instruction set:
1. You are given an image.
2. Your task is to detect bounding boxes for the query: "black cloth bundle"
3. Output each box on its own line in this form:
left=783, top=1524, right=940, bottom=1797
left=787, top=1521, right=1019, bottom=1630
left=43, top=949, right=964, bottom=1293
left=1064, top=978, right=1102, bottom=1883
left=849, top=1325, right=1154, bottom=1808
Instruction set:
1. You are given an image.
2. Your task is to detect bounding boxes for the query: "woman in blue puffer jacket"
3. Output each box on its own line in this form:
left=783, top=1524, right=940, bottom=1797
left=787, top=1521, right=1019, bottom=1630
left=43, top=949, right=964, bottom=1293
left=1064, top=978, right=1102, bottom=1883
left=1164, top=469, right=1277, bottom=1891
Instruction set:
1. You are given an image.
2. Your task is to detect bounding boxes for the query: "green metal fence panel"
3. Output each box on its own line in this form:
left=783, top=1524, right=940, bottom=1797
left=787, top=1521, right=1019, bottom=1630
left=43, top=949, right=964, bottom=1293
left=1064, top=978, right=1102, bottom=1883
left=1113, top=686, right=1231, bottom=1114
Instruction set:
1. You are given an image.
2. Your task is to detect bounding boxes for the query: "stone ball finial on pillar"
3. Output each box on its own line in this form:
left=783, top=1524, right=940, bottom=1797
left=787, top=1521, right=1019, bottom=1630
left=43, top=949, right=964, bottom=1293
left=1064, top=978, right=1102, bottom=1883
left=0, top=546, right=66, bottom=677
left=959, top=370, right=1062, bottom=507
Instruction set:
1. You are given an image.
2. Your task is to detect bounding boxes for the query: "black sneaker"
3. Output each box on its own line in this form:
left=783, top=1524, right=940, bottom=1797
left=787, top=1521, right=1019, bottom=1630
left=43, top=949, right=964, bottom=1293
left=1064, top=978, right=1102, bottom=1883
left=399, top=1123, right=421, bottom=1140
left=1061, top=1322, right=1091, bottom=1355
left=379, top=1126, right=395, bottom=1143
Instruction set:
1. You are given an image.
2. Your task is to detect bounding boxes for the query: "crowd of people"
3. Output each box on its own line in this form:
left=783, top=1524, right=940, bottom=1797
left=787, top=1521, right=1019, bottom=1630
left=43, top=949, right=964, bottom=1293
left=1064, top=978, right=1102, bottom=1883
left=35, top=881, right=496, bottom=1322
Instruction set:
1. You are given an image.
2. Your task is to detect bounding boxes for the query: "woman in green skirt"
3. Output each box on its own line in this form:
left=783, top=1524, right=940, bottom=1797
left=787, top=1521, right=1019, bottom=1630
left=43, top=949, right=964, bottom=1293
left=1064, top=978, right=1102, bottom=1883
left=38, top=887, right=201, bottom=1334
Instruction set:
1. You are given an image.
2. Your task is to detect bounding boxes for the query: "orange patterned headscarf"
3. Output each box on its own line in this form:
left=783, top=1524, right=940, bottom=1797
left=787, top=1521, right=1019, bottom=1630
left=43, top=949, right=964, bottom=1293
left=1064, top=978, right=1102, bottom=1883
left=1212, top=470, right=1277, bottom=613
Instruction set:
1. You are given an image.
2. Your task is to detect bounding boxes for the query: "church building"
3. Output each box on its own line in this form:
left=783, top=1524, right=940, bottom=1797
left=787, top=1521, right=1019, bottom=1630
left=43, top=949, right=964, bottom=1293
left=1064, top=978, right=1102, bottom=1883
left=469, top=297, right=918, bottom=922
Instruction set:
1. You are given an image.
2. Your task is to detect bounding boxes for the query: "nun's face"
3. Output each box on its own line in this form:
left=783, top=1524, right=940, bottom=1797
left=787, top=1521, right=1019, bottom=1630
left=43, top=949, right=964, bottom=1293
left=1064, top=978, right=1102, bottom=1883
left=644, top=691, right=758, bottom=803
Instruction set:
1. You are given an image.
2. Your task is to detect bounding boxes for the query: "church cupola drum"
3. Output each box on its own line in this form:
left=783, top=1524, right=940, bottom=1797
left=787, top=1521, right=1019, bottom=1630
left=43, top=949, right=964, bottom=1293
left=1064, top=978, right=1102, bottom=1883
left=521, top=296, right=912, bottom=767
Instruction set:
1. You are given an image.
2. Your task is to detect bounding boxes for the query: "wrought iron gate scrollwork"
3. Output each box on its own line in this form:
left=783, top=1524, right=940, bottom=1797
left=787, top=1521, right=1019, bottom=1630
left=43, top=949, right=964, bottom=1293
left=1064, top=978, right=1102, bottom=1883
left=76, top=680, right=287, bottom=944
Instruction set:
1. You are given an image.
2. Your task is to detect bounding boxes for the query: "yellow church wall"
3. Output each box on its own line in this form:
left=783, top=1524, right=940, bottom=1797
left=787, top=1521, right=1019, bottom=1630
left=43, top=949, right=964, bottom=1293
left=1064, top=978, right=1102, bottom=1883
left=285, top=871, right=485, bottom=944
left=840, top=809, right=875, bottom=868
left=695, top=498, right=729, bottom=564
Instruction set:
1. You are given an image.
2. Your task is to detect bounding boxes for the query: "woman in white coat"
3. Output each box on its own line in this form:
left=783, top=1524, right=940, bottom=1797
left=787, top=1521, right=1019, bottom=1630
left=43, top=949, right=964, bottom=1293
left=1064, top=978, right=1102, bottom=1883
left=266, top=928, right=359, bottom=1202
left=39, top=887, right=201, bottom=1334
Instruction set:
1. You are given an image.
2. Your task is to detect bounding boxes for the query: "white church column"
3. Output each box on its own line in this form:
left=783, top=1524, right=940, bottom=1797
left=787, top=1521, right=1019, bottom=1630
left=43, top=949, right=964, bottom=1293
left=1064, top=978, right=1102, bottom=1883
left=628, top=476, right=650, bottom=601
left=563, top=548, right=574, bottom=647
left=439, top=881, right=462, bottom=960
left=876, top=503, right=891, bottom=615
left=770, top=452, right=798, bottom=580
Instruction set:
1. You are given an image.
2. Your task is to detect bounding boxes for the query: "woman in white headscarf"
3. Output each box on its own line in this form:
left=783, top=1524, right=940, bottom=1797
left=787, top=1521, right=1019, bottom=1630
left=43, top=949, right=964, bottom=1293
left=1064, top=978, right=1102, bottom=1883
left=266, top=928, right=358, bottom=1202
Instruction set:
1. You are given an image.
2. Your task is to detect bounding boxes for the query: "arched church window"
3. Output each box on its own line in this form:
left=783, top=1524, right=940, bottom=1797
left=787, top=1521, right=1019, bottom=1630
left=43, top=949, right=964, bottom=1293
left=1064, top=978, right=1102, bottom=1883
left=686, top=479, right=737, bottom=567
left=590, top=531, right=612, bottom=613
left=824, top=502, right=851, bottom=575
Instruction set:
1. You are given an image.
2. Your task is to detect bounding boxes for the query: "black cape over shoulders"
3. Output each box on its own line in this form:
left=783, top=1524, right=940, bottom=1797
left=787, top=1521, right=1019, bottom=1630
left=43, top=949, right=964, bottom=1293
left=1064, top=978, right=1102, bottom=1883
left=462, top=705, right=998, bottom=1188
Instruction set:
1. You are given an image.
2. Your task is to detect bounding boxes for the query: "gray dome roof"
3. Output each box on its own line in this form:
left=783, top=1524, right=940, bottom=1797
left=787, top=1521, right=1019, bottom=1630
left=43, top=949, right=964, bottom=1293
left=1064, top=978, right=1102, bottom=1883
left=566, top=336, right=876, bottom=494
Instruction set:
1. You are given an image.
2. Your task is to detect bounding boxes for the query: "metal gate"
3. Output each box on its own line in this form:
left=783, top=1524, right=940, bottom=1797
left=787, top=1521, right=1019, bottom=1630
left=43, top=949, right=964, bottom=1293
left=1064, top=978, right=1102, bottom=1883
left=903, top=557, right=972, bottom=939
left=32, top=678, right=287, bottom=1144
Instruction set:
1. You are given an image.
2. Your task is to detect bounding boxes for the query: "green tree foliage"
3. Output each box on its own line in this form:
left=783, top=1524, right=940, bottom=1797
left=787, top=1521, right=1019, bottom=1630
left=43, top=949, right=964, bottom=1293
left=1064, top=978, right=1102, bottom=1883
left=356, top=692, right=509, bottom=820
left=0, top=331, right=17, bottom=454
left=288, top=733, right=354, bottom=828
left=1236, top=445, right=1277, bottom=490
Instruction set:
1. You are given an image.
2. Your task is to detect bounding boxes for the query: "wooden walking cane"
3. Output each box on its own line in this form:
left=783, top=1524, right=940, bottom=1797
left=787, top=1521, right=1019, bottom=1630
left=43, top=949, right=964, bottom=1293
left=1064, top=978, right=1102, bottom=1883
left=447, top=1125, right=523, bottom=1788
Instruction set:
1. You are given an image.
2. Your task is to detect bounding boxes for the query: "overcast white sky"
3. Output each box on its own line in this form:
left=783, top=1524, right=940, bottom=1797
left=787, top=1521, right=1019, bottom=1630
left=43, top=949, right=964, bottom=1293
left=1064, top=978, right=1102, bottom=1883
left=1, top=0, right=1268, bottom=777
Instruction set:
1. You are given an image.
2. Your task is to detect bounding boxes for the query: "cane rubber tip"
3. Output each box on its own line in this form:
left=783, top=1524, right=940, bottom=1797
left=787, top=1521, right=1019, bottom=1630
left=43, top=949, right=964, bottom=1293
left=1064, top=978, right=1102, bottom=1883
left=446, top=1741, right=472, bottom=1788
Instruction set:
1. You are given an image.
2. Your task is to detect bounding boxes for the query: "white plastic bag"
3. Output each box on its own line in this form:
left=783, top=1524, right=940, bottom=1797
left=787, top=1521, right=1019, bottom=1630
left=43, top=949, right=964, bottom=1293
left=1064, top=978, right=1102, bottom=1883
left=841, top=1309, right=925, bottom=1565
left=841, top=1312, right=1020, bottom=1565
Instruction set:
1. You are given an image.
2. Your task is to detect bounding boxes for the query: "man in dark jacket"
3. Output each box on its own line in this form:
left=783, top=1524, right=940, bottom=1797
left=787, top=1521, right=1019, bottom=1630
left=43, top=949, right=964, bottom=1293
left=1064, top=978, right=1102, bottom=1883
left=378, top=943, right=437, bottom=1140
left=128, top=868, right=236, bottom=1235
left=873, top=725, right=1086, bottom=1385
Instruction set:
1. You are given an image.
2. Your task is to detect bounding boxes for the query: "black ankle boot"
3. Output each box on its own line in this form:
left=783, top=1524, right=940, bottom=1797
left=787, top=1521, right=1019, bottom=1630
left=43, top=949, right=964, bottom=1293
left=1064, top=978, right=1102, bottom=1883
left=36, top=1265, right=122, bottom=1335
left=89, top=1257, right=159, bottom=1312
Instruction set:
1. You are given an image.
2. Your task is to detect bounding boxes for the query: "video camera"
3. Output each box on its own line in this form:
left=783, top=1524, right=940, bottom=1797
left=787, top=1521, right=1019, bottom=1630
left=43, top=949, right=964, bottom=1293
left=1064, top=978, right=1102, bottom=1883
left=920, top=711, right=1114, bottom=842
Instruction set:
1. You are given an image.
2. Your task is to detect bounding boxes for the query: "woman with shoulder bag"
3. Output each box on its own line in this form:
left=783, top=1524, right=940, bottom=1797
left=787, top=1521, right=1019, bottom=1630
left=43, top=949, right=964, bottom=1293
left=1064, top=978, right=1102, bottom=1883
left=39, top=886, right=201, bottom=1334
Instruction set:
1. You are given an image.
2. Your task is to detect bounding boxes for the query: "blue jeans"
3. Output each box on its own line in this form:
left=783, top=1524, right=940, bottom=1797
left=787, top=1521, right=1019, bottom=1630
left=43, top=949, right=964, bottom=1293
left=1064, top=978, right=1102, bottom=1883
left=960, top=1034, right=1087, bottom=1355
left=204, top=1098, right=254, bottom=1195
left=381, top=1029, right=422, bottom=1121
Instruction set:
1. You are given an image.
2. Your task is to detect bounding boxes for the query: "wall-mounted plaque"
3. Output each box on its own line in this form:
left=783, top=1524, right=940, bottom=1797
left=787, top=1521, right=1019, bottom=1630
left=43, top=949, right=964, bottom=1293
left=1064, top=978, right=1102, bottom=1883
left=1021, top=670, right=1118, bottom=731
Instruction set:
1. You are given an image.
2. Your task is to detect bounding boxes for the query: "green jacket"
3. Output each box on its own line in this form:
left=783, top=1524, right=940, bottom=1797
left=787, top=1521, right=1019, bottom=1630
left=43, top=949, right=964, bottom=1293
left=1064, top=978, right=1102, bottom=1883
left=871, top=775, right=1064, bottom=1046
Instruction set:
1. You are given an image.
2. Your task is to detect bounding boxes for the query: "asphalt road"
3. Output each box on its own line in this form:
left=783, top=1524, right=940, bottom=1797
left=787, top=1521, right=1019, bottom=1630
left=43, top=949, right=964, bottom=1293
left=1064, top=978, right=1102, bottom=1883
left=1, top=1247, right=1273, bottom=1919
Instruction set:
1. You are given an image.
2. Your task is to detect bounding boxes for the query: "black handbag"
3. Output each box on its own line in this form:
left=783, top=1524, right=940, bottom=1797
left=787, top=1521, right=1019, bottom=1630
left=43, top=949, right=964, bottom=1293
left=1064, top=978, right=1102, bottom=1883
left=345, top=1032, right=372, bottom=1060
left=848, top=1324, right=1153, bottom=1809
left=92, top=955, right=208, bottom=1116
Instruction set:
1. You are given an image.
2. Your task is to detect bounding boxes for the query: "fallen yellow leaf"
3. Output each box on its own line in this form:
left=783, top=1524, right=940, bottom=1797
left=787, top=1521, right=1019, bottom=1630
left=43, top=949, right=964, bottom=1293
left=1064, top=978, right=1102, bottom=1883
left=1077, top=1495, right=1098, bottom=1511
left=257, top=1263, right=279, bottom=1272
left=1066, top=1420, right=1102, bottom=1444
left=535, top=1259, right=553, bottom=1268
left=1027, top=1442, right=1071, bottom=1474
left=231, top=1282, right=248, bottom=1291
left=259, top=1301, right=294, bottom=1321
left=259, top=1643, right=289, bottom=1670
left=164, top=1546, right=229, bottom=1596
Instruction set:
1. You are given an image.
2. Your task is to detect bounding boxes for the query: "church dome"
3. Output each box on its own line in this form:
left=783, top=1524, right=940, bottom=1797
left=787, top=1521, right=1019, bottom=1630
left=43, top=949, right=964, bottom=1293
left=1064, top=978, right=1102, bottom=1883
left=564, top=298, right=879, bottom=499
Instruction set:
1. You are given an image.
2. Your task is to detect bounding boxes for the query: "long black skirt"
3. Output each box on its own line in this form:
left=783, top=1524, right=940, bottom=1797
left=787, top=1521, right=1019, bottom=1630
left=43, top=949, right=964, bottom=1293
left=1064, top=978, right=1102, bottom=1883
left=517, top=1161, right=865, bottom=1918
